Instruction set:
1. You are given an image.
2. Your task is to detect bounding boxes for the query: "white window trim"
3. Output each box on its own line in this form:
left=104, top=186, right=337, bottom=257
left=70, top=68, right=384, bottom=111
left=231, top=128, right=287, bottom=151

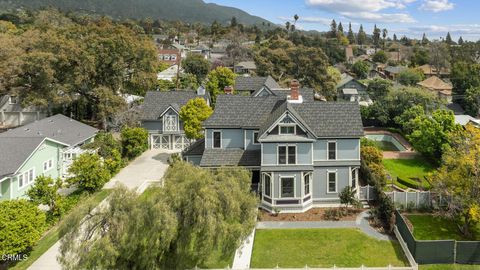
left=252, top=131, right=259, bottom=145
left=212, top=130, right=222, bottom=149
left=350, top=167, right=359, bottom=189
left=303, top=172, right=312, bottom=197
left=18, top=168, right=35, bottom=189
left=8, top=96, right=18, bottom=104
left=277, top=144, right=297, bottom=165
left=327, top=141, right=337, bottom=161
left=43, top=158, right=54, bottom=173
left=262, top=172, right=272, bottom=198
left=278, top=123, right=296, bottom=135
left=327, top=170, right=338, bottom=194
left=279, top=175, right=296, bottom=198
left=163, top=114, right=179, bottom=132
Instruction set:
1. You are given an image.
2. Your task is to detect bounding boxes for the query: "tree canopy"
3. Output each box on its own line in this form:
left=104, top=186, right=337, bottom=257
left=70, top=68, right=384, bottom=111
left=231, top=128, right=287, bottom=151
left=179, top=98, right=213, bottom=139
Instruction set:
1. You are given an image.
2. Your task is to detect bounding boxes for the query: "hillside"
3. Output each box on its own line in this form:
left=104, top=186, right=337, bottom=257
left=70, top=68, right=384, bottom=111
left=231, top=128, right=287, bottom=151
left=0, top=0, right=271, bottom=25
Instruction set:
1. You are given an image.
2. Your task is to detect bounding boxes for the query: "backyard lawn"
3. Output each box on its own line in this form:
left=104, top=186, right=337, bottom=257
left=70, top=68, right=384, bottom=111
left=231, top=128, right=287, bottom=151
left=406, top=215, right=480, bottom=241
left=383, top=158, right=435, bottom=190
left=250, top=229, right=409, bottom=268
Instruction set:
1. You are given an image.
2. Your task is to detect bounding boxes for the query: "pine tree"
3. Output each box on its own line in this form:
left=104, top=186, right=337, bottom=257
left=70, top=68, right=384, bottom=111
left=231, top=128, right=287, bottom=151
left=421, top=33, right=429, bottom=45
left=445, top=32, right=453, bottom=45
left=393, top=33, right=398, bottom=42
left=347, top=22, right=355, bottom=44
left=338, top=22, right=344, bottom=35
left=357, top=24, right=366, bottom=46
left=330, top=19, right=337, bottom=38
left=230, top=17, right=237, bottom=28
left=458, top=36, right=464, bottom=45
left=382, top=28, right=388, bottom=50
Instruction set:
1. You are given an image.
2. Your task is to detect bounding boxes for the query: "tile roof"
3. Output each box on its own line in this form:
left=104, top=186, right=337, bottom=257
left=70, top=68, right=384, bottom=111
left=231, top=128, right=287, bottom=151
left=141, top=90, right=208, bottom=121
left=200, top=149, right=261, bottom=167
left=234, top=76, right=280, bottom=92
left=0, top=114, right=98, bottom=146
left=0, top=137, right=51, bottom=178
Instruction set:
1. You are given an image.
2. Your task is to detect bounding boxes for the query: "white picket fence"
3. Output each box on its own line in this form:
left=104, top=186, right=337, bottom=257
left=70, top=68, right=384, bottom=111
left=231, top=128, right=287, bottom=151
left=359, top=185, right=377, bottom=201
left=384, top=191, right=431, bottom=208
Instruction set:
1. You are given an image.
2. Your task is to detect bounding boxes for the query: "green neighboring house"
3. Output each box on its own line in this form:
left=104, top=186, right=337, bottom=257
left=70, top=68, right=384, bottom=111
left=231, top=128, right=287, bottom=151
left=0, top=114, right=98, bottom=200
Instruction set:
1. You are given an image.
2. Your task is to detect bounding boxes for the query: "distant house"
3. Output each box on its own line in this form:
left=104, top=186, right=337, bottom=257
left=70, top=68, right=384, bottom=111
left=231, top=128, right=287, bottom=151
left=0, top=95, right=47, bottom=128
left=454, top=115, right=480, bottom=127
left=157, top=65, right=181, bottom=81
left=234, top=76, right=281, bottom=95
left=336, top=74, right=371, bottom=105
left=140, top=88, right=210, bottom=151
left=234, top=61, right=257, bottom=74
left=384, top=66, right=407, bottom=81
left=158, top=48, right=181, bottom=65
left=0, top=114, right=98, bottom=200
left=418, top=64, right=450, bottom=78
left=417, top=76, right=453, bottom=103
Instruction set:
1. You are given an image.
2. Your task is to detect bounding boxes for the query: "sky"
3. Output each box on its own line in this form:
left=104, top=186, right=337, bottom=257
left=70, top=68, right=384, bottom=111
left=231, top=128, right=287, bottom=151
left=204, top=0, right=480, bottom=41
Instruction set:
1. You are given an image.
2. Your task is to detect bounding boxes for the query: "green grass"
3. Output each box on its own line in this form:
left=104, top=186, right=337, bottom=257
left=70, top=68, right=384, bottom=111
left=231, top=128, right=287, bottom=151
left=250, top=229, right=409, bottom=268
left=420, top=264, right=480, bottom=270
left=383, top=158, right=435, bottom=189
left=139, top=186, right=161, bottom=201
left=11, top=189, right=112, bottom=270
left=407, top=215, right=480, bottom=241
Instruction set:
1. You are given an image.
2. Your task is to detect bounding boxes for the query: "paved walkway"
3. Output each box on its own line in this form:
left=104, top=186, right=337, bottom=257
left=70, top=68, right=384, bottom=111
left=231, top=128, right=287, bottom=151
left=28, top=149, right=172, bottom=270
left=104, top=149, right=172, bottom=190
left=232, top=229, right=256, bottom=269
left=256, top=211, right=392, bottom=241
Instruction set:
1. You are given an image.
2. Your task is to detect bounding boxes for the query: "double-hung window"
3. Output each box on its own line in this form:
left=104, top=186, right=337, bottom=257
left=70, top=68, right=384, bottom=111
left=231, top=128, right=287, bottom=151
left=327, top=171, right=337, bottom=193
left=304, top=172, right=311, bottom=196
left=278, top=145, right=296, bottom=165
left=280, top=177, right=295, bottom=198
left=18, top=168, right=35, bottom=188
left=253, top=131, right=259, bottom=144
left=328, top=141, right=337, bottom=160
left=213, top=131, right=222, bottom=149
left=43, top=159, right=53, bottom=172
left=351, top=168, right=357, bottom=188
left=263, top=173, right=271, bottom=198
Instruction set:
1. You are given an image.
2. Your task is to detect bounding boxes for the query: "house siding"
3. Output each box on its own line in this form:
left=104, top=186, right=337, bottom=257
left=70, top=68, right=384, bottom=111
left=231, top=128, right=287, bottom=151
left=313, top=139, right=360, bottom=160
left=0, top=140, right=64, bottom=201
left=205, top=129, right=244, bottom=149
left=262, top=142, right=312, bottom=165
left=245, top=130, right=261, bottom=150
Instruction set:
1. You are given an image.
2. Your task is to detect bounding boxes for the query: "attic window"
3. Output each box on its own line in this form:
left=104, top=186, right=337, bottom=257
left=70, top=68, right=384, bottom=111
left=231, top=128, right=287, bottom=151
left=279, top=124, right=295, bottom=135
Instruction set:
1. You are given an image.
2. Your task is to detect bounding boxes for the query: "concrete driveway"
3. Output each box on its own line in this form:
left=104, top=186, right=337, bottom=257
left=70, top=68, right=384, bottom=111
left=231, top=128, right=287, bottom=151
left=28, top=149, right=173, bottom=270
left=104, top=149, right=173, bottom=190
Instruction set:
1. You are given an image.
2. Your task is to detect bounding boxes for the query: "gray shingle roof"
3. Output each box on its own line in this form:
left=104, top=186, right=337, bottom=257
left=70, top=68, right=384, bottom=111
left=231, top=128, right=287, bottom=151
left=0, top=114, right=98, bottom=146
left=234, top=76, right=280, bottom=92
left=182, top=138, right=205, bottom=156
left=0, top=137, right=49, bottom=178
left=205, top=95, right=364, bottom=138
left=141, top=90, right=208, bottom=120
left=385, top=66, right=407, bottom=74
left=200, top=149, right=261, bottom=167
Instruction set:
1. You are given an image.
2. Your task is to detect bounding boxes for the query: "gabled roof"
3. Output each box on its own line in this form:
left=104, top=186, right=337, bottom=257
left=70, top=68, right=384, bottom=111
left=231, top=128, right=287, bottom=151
left=235, top=76, right=280, bottom=92
left=385, top=66, right=407, bottom=74
left=0, top=137, right=67, bottom=178
left=141, top=90, right=209, bottom=121
left=417, top=76, right=453, bottom=92
left=235, top=61, right=257, bottom=70
left=337, top=73, right=354, bottom=88
left=0, top=114, right=98, bottom=147
left=204, top=95, right=364, bottom=138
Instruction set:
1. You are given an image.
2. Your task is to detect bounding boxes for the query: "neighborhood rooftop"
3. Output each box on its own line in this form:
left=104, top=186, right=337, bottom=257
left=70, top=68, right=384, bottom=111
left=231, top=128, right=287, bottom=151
left=234, top=75, right=280, bottom=92
left=0, top=137, right=50, bottom=178
left=0, top=114, right=98, bottom=146
left=141, top=90, right=208, bottom=121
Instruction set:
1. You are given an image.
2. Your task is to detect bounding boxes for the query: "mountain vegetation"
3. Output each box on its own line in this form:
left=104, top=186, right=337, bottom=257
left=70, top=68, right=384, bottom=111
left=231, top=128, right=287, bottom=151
left=0, top=0, right=271, bottom=26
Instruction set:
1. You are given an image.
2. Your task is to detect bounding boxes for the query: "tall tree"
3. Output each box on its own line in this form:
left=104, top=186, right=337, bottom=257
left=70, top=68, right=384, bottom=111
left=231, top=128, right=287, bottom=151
left=421, top=33, right=429, bottom=45
left=179, top=98, right=213, bottom=139
left=347, top=22, right=355, bottom=44
left=329, top=19, right=337, bottom=38
left=182, top=53, right=210, bottom=83
left=205, top=67, right=237, bottom=105
left=382, top=28, right=388, bottom=50
left=337, top=22, right=344, bottom=36
left=458, top=36, right=464, bottom=45
left=393, top=33, right=398, bottom=42
left=357, top=24, right=367, bottom=46
left=372, top=24, right=381, bottom=51
left=285, top=21, right=291, bottom=32
left=429, top=41, right=451, bottom=76
left=445, top=32, right=454, bottom=45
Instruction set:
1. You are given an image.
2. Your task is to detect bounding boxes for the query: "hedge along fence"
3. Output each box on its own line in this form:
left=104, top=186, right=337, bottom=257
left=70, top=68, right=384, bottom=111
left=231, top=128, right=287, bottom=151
left=385, top=191, right=431, bottom=209
left=395, top=211, right=480, bottom=264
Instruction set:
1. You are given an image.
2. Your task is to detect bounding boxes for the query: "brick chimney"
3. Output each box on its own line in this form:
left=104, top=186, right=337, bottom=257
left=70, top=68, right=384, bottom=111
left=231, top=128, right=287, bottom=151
left=287, top=80, right=303, bottom=104
left=290, top=80, right=300, bottom=100
left=224, top=86, right=233, bottom=95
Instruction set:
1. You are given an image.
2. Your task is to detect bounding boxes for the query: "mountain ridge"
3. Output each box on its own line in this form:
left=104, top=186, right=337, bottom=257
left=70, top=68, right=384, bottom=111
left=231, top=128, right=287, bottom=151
left=0, top=0, right=272, bottom=25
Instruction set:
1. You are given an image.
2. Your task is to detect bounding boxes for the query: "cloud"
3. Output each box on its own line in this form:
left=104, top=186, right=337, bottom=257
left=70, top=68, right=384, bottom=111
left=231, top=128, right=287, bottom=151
left=278, top=16, right=332, bottom=25
left=305, top=0, right=416, bottom=23
left=419, top=0, right=454, bottom=12
left=408, top=24, right=480, bottom=36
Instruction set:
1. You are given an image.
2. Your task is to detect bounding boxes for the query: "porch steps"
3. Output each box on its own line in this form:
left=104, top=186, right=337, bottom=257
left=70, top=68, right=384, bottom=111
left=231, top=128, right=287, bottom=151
left=360, top=200, right=370, bottom=209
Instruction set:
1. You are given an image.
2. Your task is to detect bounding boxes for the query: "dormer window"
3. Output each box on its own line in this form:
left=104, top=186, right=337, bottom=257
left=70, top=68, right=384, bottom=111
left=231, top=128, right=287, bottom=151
left=8, top=96, right=18, bottom=104
left=279, top=124, right=295, bottom=135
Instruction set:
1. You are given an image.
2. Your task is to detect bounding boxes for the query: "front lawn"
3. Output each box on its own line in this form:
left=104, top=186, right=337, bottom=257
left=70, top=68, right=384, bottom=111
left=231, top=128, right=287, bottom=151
left=383, top=158, right=435, bottom=190
left=420, top=264, right=480, bottom=270
left=406, top=214, right=480, bottom=241
left=250, top=229, right=408, bottom=268
left=11, top=189, right=112, bottom=270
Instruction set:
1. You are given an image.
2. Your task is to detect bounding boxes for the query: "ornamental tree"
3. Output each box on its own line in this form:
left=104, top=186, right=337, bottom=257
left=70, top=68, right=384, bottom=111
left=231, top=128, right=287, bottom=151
left=26, top=175, right=63, bottom=216
left=179, top=98, right=213, bottom=139
left=205, top=67, right=236, bottom=105
left=120, top=127, right=148, bottom=160
left=67, top=153, right=111, bottom=193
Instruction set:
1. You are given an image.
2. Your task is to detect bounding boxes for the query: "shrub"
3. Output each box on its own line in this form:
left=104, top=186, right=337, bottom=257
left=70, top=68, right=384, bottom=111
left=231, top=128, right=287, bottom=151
left=369, top=190, right=395, bottom=232
left=324, top=208, right=343, bottom=221
left=0, top=200, right=46, bottom=258
left=340, top=186, right=358, bottom=208
left=121, top=127, right=148, bottom=160
left=67, top=153, right=111, bottom=193
left=104, top=148, right=123, bottom=175
left=85, top=131, right=122, bottom=160
left=361, top=146, right=383, bottom=165
left=26, top=175, right=63, bottom=217
left=398, top=68, right=425, bottom=86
